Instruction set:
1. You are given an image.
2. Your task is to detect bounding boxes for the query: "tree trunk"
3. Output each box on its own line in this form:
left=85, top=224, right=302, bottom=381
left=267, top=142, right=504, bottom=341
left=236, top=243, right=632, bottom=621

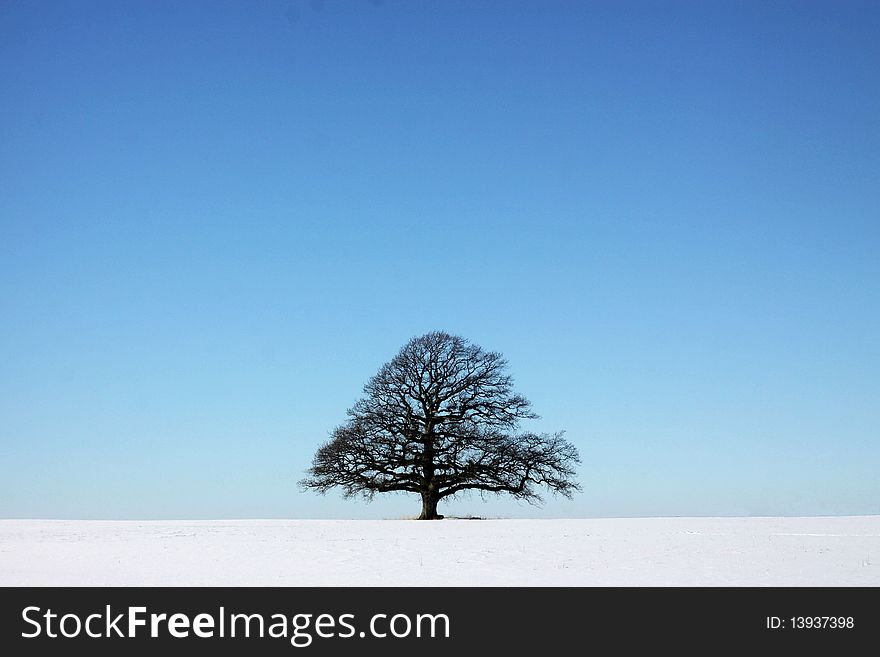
left=417, top=490, right=443, bottom=520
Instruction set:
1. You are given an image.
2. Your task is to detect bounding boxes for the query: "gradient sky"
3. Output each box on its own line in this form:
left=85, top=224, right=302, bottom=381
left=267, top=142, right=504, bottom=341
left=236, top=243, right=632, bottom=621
left=1, top=0, right=878, bottom=519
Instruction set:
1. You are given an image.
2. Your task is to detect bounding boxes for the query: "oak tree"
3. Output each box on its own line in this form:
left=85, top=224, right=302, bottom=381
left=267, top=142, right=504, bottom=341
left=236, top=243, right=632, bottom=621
left=301, top=332, right=580, bottom=519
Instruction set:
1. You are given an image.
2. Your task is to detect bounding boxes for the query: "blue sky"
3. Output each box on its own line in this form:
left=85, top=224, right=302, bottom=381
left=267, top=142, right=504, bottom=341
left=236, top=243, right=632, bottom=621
left=1, top=0, right=878, bottom=519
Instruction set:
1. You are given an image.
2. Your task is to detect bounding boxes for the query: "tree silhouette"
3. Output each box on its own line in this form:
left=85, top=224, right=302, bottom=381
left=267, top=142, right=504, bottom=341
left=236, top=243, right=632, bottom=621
left=301, top=331, right=580, bottom=519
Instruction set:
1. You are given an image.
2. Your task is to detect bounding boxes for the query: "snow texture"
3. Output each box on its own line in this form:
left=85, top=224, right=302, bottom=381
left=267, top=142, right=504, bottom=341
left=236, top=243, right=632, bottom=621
left=1, top=517, right=878, bottom=586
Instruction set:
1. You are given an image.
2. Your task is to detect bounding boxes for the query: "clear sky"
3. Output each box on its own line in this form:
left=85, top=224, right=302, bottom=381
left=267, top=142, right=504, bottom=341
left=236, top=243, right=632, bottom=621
left=1, top=1, right=878, bottom=519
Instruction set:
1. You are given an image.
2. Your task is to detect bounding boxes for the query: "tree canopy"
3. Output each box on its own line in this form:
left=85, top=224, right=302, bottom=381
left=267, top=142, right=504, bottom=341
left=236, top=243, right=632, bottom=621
left=301, top=331, right=580, bottom=519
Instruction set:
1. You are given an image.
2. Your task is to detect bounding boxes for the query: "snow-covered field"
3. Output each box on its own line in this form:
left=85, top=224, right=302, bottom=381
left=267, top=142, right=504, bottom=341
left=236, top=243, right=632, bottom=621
left=1, top=517, right=877, bottom=586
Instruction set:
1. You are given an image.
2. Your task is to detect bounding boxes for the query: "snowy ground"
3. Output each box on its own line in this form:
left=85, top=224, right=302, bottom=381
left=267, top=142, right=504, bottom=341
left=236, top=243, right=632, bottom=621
left=1, top=517, right=877, bottom=586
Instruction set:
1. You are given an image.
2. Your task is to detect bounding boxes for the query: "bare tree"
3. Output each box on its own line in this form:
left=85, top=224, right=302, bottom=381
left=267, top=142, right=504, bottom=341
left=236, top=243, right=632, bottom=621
left=301, top=331, right=580, bottom=519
